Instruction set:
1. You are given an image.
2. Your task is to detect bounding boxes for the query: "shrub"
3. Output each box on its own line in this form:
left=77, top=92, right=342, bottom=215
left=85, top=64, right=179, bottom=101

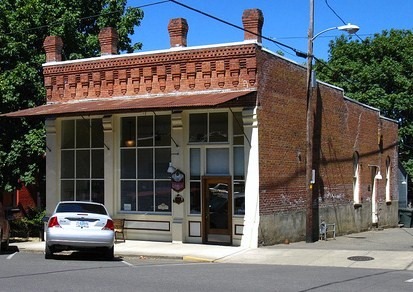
left=10, top=208, right=46, bottom=238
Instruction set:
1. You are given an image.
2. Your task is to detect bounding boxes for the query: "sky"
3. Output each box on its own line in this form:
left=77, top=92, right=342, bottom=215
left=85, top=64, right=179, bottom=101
left=127, top=0, right=413, bottom=63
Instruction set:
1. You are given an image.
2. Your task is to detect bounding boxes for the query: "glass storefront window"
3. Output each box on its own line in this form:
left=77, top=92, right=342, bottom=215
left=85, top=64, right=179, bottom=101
left=137, top=116, right=153, bottom=147
left=233, top=147, right=245, bottom=180
left=190, top=182, right=201, bottom=214
left=155, top=181, right=171, bottom=212
left=61, top=120, right=74, bottom=149
left=189, top=113, right=207, bottom=142
left=120, top=115, right=171, bottom=213
left=91, top=119, right=104, bottom=148
left=76, top=150, right=90, bottom=178
left=121, top=117, right=136, bottom=147
left=138, top=181, right=154, bottom=212
left=155, top=115, right=171, bottom=146
left=76, top=180, right=90, bottom=201
left=61, top=150, right=74, bottom=178
left=190, top=148, right=200, bottom=180
left=234, top=181, right=245, bottom=215
left=209, top=112, right=228, bottom=142
left=121, top=149, right=136, bottom=179
left=137, top=149, right=153, bottom=179
left=233, top=111, right=244, bottom=145
left=155, top=148, right=171, bottom=179
left=92, top=149, right=104, bottom=178
left=121, top=181, right=136, bottom=211
left=61, top=180, right=74, bottom=201
left=189, top=112, right=228, bottom=143
left=206, top=148, right=229, bottom=175
left=60, top=118, right=104, bottom=203
left=76, top=119, right=90, bottom=148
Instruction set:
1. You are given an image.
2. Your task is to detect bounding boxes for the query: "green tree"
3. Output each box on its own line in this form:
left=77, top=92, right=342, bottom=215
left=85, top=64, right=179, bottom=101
left=315, top=29, right=413, bottom=198
left=0, top=0, right=143, bottom=192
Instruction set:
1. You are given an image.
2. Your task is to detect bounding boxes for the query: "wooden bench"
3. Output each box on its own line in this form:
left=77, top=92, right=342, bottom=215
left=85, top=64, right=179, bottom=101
left=319, top=222, right=336, bottom=241
left=113, top=219, right=125, bottom=242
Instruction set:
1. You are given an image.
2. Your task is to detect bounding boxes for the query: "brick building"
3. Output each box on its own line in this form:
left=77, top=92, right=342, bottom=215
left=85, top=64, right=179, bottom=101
left=3, top=9, right=399, bottom=246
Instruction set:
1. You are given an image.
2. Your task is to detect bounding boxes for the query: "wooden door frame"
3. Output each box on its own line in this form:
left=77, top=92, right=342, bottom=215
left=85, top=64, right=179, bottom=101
left=202, top=176, right=232, bottom=244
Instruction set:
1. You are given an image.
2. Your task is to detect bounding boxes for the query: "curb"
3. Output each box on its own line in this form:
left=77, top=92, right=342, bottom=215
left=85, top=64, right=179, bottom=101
left=183, top=255, right=214, bottom=263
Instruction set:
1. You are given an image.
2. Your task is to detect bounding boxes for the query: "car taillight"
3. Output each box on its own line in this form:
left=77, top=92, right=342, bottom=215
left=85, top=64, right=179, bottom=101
left=103, top=219, right=114, bottom=231
left=48, top=216, right=61, bottom=228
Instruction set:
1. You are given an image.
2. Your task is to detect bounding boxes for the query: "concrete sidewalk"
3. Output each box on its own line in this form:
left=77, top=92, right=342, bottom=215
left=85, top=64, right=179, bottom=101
left=10, top=228, right=413, bottom=270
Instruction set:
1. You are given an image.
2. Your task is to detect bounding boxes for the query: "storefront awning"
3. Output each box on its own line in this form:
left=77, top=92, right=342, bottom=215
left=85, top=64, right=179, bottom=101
left=1, top=91, right=257, bottom=118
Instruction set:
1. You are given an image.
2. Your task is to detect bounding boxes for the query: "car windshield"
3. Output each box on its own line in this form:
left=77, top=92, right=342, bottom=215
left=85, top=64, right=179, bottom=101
left=56, top=202, right=107, bottom=215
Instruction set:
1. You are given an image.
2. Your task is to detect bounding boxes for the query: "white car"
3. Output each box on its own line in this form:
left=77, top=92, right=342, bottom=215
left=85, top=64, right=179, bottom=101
left=0, top=202, right=10, bottom=252
left=45, top=201, right=115, bottom=260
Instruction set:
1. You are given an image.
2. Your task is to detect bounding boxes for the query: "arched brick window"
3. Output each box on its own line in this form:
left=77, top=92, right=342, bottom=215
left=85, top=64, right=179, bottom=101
left=385, top=156, right=391, bottom=202
left=353, top=152, right=361, bottom=205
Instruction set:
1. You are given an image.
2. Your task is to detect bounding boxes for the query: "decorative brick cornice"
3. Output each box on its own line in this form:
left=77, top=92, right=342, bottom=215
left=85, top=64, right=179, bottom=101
left=43, top=44, right=258, bottom=102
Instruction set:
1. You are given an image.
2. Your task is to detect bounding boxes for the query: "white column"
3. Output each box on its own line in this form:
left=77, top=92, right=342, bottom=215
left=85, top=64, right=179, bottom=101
left=45, top=119, right=58, bottom=216
left=241, top=107, right=259, bottom=248
left=171, top=112, right=184, bottom=243
left=102, top=115, right=114, bottom=216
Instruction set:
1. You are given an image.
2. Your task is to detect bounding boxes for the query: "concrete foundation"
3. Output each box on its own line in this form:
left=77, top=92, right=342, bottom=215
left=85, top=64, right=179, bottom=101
left=258, top=201, right=399, bottom=246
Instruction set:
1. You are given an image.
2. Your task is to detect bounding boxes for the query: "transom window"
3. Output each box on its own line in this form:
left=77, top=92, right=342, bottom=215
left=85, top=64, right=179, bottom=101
left=120, top=115, right=171, bottom=213
left=60, top=118, right=104, bottom=203
left=189, top=112, right=228, bottom=143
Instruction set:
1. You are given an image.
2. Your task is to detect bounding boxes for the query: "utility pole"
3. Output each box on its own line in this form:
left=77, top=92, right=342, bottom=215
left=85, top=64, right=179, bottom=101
left=305, top=0, right=316, bottom=243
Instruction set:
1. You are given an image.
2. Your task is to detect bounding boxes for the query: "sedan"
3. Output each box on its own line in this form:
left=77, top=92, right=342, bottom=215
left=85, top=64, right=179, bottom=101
left=45, top=201, right=115, bottom=260
left=0, top=201, right=10, bottom=252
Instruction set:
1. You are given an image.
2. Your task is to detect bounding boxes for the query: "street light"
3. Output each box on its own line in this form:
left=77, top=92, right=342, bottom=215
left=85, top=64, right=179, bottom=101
left=312, top=24, right=360, bottom=41
left=305, top=0, right=360, bottom=243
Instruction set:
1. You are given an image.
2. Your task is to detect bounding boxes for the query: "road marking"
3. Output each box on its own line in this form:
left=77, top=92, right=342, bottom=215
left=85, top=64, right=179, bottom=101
left=121, top=260, right=134, bottom=267
left=6, top=252, right=18, bottom=260
left=405, top=278, right=413, bottom=283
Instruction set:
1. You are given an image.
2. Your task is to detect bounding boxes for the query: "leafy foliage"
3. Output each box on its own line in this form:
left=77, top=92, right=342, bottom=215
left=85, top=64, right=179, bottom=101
left=315, top=29, right=413, bottom=197
left=0, top=0, right=143, bottom=192
left=10, top=208, right=46, bottom=238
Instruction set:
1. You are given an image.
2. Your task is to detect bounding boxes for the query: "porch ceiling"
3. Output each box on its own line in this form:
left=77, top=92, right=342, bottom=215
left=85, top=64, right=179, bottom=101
left=1, top=90, right=256, bottom=118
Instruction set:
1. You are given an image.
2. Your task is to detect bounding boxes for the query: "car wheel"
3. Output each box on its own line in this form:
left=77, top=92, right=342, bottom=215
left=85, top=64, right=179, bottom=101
left=0, top=229, right=3, bottom=252
left=45, top=245, right=54, bottom=259
left=0, top=229, right=8, bottom=252
left=103, top=246, right=114, bottom=260
left=1, top=238, right=9, bottom=252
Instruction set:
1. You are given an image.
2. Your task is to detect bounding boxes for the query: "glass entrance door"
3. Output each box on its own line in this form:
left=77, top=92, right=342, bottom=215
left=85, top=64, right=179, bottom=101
left=203, top=177, right=232, bottom=245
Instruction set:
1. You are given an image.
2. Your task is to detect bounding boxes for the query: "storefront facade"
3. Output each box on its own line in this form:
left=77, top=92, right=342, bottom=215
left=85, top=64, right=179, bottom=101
left=42, top=103, right=258, bottom=246
left=4, top=9, right=399, bottom=246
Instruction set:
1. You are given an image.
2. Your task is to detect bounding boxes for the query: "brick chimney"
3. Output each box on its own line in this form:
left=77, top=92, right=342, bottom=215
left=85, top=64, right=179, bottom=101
left=98, top=27, right=119, bottom=55
left=168, top=18, right=189, bottom=48
left=43, top=36, right=63, bottom=62
left=242, top=9, right=264, bottom=43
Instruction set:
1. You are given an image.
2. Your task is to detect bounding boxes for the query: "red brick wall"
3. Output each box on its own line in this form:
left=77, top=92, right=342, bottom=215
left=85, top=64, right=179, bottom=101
left=256, top=51, right=308, bottom=215
left=17, top=184, right=37, bottom=211
left=256, top=49, right=398, bottom=218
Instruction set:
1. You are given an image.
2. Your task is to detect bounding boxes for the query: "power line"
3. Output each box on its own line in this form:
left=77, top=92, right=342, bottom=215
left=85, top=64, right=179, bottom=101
left=2, top=0, right=309, bottom=59
left=168, top=0, right=307, bottom=58
left=324, top=0, right=363, bottom=42
left=324, top=0, right=346, bottom=25
left=4, top=1, right=169, bottom=37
